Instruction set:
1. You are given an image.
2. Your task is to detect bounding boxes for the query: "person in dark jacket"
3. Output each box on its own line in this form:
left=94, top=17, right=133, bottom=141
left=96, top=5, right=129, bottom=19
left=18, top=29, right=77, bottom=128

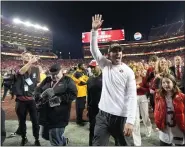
left=87, top=60, right=118, bottom=146
left=1, top=71, right=15, bottom=102
left=1, top=108, right=6, bottom=145
left=12, top=51, right=41, bottom=146
left=170, top=56, right=185, bottom=93
left=34, top=63, right=77, bottom=146
left=87, top=60, right=102, bottom=146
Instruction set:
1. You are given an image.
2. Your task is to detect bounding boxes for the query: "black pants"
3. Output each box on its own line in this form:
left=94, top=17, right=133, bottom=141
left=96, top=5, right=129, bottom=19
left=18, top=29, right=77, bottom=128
left=89, top=109, right=118, bottom=146
left=15, top=126, right=21, bottom=135
left=92, top=110, right=130, bottom=146
left=160, top=140, right=185, bottom=146
left=1, top=108, right=6, bottom=145
left=16, top=100, right=39, bottom=140
left=76, top=97, right=86, bottom=123
left=88, top=107, right=97, bottom=146
left=14, top=103, right=30, bottom=135
left=2, top=86, right=14, bottom=101
left=149, top=93, right=155, bottom=112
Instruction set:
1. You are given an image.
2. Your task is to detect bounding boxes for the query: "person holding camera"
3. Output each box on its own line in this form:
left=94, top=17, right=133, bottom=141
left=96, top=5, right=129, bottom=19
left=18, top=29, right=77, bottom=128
left=12, top=51, right=40, bottom=146
left=34, top=63, right=77, bottom=146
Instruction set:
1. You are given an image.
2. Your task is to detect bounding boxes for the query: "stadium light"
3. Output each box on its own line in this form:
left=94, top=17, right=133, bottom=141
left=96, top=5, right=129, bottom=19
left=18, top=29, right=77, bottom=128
left=34, top=24, right=42, bottom=29
left=12, top=17, right=49, bottom=31
left=25, top=21, right=32, bottom=27
left=43, top=26, right=49, bottom=31
left=13, top=18, right=22, bottom=24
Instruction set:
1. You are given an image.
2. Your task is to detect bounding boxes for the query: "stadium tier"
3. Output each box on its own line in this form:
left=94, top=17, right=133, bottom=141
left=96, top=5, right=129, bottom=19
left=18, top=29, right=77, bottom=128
left=1, top=16, right=57, bottom=58
left=149, top=20, right=184, bottom=40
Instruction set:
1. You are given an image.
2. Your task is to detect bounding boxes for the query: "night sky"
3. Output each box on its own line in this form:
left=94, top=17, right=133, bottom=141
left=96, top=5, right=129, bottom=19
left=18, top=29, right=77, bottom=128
left=1, top=1, right=185, bottom=59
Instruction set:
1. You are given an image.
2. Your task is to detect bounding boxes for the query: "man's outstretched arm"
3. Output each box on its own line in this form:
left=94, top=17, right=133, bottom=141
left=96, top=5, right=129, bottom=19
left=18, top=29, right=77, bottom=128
left=90, top=14, right=109, bottom=69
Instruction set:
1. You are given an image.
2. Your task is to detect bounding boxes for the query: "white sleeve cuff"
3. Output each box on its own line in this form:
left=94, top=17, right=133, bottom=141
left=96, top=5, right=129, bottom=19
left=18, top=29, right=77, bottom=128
left=126, top=117, right=135, bottom=125
left=91, top=30, right=98, bottom=36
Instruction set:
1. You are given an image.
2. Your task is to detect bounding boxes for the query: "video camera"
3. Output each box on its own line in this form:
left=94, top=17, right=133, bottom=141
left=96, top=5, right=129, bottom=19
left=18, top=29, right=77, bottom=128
left=36, top=88, right=61, bottom=108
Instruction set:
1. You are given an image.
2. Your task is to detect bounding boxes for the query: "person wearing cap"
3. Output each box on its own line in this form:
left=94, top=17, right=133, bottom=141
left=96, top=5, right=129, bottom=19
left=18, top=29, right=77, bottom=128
left=90, top=14, right=137, bottom=146
left=71, top=63, right=89, bottom=126
left=11, top=51, right=41, bottom=146
left=34, top=63, right=77, bottom=146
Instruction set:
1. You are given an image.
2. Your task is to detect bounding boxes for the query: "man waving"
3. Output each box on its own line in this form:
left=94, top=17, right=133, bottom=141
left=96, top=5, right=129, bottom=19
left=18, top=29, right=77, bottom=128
left=90, top=14, right=137, bottom=146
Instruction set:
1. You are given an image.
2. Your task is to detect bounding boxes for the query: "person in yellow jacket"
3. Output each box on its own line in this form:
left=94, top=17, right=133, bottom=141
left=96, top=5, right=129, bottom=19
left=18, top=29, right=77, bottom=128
left=40, top=73, right=46, bottom=83
left=71, top=63, right=89, bottom=126
left=37, top=66, right=47, bottom=86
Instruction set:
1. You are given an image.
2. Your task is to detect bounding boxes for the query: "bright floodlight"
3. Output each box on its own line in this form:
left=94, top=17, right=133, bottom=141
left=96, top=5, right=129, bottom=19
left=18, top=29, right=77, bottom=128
left=43, top=26, right=49, bottom=31
left=34, top=24, right=42, bottom=29
left=25, top=21, right=32, bottom=27
left=12, top=18, right=49, bottom=31
left=13, top=18, right=22, bottom=24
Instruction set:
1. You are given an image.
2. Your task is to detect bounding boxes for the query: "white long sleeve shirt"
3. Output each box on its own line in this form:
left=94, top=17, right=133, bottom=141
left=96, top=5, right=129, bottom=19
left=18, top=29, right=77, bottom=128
left=90, top=30, right=137, bottom=125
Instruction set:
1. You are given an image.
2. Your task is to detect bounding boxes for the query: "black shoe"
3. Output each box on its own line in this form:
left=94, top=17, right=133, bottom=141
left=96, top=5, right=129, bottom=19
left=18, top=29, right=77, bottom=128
left=64, top=138, right=69, bottom=146
left=34, top=140, right=41, bottom=146
left=20, top=137, right=28, bottom=146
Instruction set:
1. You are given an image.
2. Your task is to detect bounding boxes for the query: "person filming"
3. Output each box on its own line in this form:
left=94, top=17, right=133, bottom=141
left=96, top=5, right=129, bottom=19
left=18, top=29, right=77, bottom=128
left=34, top=63, right=77, bottom=146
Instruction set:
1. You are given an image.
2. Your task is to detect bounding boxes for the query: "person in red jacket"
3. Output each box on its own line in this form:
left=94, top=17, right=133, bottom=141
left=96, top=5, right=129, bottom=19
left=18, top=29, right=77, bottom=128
left=154, top=73, right=185, bottom=146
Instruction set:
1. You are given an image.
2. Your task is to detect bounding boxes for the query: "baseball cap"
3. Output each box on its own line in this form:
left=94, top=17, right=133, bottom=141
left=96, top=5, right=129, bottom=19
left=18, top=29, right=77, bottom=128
left=49, top=63, right=61, bottom=75
left=108, top=43, right=123, bottom=53
left=89, top=60, right=98, bottom=67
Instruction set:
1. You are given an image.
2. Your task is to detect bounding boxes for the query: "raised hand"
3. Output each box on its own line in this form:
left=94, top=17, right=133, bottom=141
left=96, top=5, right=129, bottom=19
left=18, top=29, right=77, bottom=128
left=92, top=14, right=104, bottom=30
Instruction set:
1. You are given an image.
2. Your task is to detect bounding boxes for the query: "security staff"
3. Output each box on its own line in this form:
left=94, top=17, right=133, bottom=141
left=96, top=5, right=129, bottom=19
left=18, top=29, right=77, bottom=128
left=12, top=51, right=40, bottom=146
left=34, top=63, right=77, bottom=146
left=71, top=63, right=89, bottom=126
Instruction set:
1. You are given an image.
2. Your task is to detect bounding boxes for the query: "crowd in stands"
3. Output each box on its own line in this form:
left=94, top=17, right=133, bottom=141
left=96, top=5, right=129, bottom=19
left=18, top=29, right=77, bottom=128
left=1, top=54, right=184, bottom=76
left=149, top=20, right=184, bottom=40
left=1, top=48, right=56, bottom=57
left=1, top=57, right=92, bottom=74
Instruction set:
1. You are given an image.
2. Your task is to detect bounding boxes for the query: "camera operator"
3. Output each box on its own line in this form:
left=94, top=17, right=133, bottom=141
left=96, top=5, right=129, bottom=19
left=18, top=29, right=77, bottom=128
left=34, top=63, right=77, bottom=146
left=12, top=51, right=40, bottom=146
